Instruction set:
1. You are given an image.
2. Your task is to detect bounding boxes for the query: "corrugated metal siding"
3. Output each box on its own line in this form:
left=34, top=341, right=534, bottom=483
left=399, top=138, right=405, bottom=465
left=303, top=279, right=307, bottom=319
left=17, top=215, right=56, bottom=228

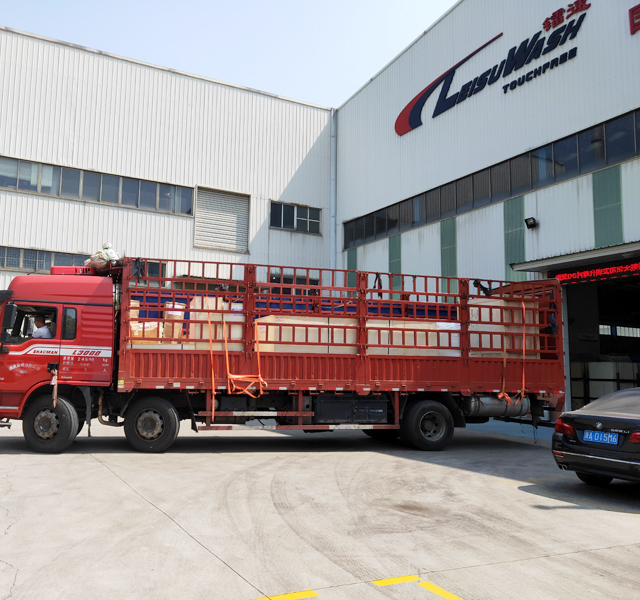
left=0, top=190, right=330, bottom=268
left=401, top=224, right=441, bottom=277
left=0, top=271, right=23, bottom=290
left=358, top=240, right=388, bottom=274
left=0, top=28, right=332, bottom=269
left=593, top=166, right=623, bottom=249
left=456, top=203, right=505, bottom=281
left=336, top=0, right=640, bottom=230
left=622, top=159, right=640, bottom=244
left=503, top=196, right=526, bottom=282
left=524, top=175, right=595, bottom=262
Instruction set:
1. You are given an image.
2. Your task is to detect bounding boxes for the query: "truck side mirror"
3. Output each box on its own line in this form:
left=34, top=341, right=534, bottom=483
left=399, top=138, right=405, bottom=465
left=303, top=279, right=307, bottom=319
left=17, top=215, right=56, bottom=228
left=1, top=303, right=17, bottom=331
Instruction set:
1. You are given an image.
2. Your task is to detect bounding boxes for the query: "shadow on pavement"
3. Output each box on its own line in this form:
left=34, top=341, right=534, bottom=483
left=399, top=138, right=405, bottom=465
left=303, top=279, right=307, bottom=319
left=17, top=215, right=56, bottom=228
left=2, top=424, right=639, bottom=513
left=515, top=477, right=640, bottom=515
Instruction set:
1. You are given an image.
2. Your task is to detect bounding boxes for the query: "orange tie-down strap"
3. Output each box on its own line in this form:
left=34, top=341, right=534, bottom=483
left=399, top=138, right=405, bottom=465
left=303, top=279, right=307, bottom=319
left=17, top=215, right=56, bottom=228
left=498, top=299, right=527, bottom=406
left=223, top=320, right=267, bottom=399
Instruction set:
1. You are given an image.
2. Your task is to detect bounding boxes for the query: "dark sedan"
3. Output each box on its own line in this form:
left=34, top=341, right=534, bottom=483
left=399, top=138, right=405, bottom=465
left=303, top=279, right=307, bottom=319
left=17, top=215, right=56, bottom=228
left=552, top=388, right=640, bottom=485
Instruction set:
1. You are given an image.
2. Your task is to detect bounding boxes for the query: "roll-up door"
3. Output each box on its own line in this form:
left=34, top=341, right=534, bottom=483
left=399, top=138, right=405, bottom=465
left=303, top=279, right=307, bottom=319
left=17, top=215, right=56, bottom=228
left=194, top=187, right=249, bottom=253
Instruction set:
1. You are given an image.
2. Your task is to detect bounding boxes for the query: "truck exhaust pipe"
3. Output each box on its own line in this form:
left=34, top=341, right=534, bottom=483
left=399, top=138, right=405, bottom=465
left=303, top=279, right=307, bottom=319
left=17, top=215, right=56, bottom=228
left=98, top=390, right=123, bottom=427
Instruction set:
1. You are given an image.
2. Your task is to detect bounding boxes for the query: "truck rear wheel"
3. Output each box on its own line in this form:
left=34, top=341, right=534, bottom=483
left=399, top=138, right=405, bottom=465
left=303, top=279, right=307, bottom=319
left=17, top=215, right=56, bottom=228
left=400, top=400, right=454, bottom=451
left=124, top=397, right=179, bottom=453
left=22, top=395, right=79, bottom=454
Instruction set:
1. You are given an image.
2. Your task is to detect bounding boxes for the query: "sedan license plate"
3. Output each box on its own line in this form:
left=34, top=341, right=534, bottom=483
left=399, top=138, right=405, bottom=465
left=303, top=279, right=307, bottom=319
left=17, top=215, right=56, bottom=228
left=583, top=430, right=618, bottom=445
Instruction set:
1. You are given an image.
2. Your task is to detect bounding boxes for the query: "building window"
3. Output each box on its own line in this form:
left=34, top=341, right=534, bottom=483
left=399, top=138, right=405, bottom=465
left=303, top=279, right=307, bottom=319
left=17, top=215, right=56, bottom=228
left=531, top=145, right=554, bottom=188
left=101, top=174, right=120, bottom=204
left=122, top=178, right=140, bottom=207
left=473, top=170, right=491, bottom=208
left=554, top=135, right=579, bottom=181
left=605, top=114, right=635, bottom=164
left=270, top=202, right=320, bottom=234
left=375, top=208, right=387, bottom=238
left=0, top=157, right=18, bottom=189
left=296, top=206, right=321, bottom=233
left=0, top=156, right=193, bottom=216
left=0, top=247, right=88, bottom=272
left=343, top=109, right=640, bottom=250
left=364, top=213, right=375, bottom=242
left=456, top=176, right=473, bottom=213
left=579, top=125, right=606, bottom=174
left=489, top=161, right=510, bottom=202
left=426, top=189, right=440, bottom=222
left=82, top=171, right=101, bottom=202
left=41, top=165, right=61, bottom=195
left=61, top=168, right=81, bottom=198
left=18, top=161, right=39, bottom=192
left=440, top=183, right=456, bottom=218
left=413, top=194, right=426, bottom=226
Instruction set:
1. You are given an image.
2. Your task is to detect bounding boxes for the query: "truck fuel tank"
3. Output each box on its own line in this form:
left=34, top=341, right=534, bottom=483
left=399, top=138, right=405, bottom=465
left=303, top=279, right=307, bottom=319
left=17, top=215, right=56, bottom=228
left=461, top=394, right=531, bottom=418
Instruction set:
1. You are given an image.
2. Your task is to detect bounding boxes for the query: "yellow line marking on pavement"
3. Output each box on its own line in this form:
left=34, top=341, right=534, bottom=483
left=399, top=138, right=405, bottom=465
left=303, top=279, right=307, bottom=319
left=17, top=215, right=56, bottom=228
left=249, top=591, right=319, bottom=600
left=419, top=581, right=465, bottom=600
left=372, top=574, right=422, bottom=586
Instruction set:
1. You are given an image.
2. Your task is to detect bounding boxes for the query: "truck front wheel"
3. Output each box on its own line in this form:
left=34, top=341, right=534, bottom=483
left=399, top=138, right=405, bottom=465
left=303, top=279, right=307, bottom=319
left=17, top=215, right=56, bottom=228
left=22, top=395, right=79, bottom=454
left=124, top=397, right=179, bottom=453
left=400, top=400, right=454, bottom=451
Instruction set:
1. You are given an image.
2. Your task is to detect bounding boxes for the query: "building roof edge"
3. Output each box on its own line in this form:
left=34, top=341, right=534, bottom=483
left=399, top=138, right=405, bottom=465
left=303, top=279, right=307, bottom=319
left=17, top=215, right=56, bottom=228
left=336, top=0, right=467, bottom=111
left=0, top=25, right=331, bottom=112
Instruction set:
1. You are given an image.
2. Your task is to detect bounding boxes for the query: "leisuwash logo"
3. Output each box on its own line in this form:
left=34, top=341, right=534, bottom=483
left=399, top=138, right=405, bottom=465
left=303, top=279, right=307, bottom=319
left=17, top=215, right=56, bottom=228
left=395, top=11, right=588, bottom=136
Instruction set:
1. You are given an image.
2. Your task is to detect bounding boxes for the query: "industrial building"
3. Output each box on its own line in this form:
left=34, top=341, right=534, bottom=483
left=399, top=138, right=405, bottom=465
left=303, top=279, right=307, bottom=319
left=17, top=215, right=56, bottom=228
left=1, top=0, right=639, bottom=409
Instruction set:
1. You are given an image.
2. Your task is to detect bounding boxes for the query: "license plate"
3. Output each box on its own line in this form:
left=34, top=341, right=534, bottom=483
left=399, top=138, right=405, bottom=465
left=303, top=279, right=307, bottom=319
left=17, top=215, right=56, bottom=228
left=583, top=430, right=618, bottom=445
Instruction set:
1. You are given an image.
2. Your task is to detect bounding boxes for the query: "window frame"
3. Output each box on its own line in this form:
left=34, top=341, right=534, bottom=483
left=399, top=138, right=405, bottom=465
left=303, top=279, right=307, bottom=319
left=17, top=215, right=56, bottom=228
left=270, top=201, right=322, bottom=235
left=0, top=155, right=193, bottom=217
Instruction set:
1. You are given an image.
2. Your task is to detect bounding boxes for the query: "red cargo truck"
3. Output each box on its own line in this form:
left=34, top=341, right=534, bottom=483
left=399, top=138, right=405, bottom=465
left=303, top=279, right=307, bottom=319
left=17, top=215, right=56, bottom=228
left=0, top=257, right=565, bottom=453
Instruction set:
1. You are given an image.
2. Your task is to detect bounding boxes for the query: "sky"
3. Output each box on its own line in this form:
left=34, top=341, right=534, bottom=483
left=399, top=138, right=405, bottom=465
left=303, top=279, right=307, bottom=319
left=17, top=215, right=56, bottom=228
left=1, top=0, right=459, bottom=107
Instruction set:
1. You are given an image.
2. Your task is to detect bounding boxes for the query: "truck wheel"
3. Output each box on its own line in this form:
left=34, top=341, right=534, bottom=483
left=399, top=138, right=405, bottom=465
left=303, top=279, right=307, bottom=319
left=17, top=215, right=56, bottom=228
left=124, top=397, right=179, bottom=453
left=576, top=472, right=613, bottom=486
left=22, top=396, right=79, bottom=454
left=363, top=429, right=399, bottom=442
left=400, top=400, right=454, bottom=451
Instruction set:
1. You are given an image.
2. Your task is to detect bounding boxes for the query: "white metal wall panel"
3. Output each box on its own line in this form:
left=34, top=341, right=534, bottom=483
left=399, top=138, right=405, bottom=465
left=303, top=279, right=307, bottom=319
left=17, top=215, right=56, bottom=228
left=0, top=271, right=24, bottom=290
left=0, top=28, right=332, bottom=269
left=622, top=160, right=640, bottom=244
left=357, top=240, right=388, bottom=275
left=524, top=176, right=595, bottom=263
left=0, top=191, right=331, bottom=269
left=399, top=224, right=441, bottom=278
left=336, top=0, right=640, bottom=228
left=194, top=188, right=249, bottom=253
left=457, top=204, right=505, bottom=281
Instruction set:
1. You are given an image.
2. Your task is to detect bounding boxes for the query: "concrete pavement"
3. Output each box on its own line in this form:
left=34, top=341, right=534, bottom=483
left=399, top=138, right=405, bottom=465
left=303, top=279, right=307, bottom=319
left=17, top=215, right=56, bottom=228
left=0, top=422, right=639, bottom=600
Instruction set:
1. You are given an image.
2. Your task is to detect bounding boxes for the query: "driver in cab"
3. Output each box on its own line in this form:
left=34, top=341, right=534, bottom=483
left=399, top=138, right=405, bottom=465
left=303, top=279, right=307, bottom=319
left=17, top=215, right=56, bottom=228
left=32, top=316, right=52, bottom=339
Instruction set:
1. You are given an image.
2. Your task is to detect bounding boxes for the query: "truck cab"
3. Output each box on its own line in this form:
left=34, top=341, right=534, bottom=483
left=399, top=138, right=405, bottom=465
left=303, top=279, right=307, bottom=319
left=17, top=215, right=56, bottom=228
left=0, top=275, right=114, bottom=449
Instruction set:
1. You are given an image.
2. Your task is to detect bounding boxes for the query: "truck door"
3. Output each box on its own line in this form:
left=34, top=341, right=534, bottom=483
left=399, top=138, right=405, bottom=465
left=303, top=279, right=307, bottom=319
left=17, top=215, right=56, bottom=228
left=58, top=304, right=114, bottom=384
left=0, top=303, right=62, bottom=412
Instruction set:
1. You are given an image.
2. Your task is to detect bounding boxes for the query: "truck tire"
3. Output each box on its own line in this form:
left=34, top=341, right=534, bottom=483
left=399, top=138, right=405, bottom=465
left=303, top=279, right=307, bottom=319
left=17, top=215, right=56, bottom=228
left=22, top=395, right=79, bottom=454
left=363, top=429, right=399, bottom=442
left=400, top=400, right=454, bottom=451
left=124, top=397, right=179, bottom=453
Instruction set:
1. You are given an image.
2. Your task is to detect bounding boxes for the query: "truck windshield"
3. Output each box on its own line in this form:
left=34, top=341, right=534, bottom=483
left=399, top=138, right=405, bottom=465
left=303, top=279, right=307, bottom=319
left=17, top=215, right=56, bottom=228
left=2, top=305, right=58, bottom=344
